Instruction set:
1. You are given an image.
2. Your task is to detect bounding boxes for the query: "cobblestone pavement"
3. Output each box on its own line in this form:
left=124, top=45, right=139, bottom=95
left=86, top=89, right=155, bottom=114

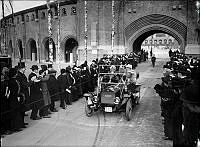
left=2, top=59, right=173, bottom=147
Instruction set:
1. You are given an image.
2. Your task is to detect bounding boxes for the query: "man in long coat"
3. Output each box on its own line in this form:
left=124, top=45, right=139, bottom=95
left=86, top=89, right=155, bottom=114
left=47, top=69, right=59, bottom=112
left=28, top=65, right=43, bottom=120
left=39, top=67, right=51, bottom=118
left=8, top=68, right=24, bottom=131
left=16, top=62, right=30, bottom=126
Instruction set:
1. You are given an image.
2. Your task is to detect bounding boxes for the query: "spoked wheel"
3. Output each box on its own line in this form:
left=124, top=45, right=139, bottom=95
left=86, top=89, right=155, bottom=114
left=85, top=102, right=93, bottom=117
left=125, top=98, right=133, bottom=121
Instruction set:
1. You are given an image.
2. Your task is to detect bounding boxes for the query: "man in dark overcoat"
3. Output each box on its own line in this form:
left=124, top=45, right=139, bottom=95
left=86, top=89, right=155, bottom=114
left=65, top=66, right=75, bottom=105
left=28, top=65, right=43, bottom=120
left=180, top=68, right=200, bottom=147
left=8, top=68, right=24, bottom=131
left=57, top=69, right=68, bottom=109
left=47, top=69, right=59, bottom=112
left=16, top=62, right=30, bottom=126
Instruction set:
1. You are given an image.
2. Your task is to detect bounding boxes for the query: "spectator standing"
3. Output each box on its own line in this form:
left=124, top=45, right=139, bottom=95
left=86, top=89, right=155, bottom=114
left=47, top=69, right=59, bottom=112
left=7, top=68, right=24, bottom=132
left=180, top=69, right=200, bottom=147
left=57, top=69, right=68, bottom=109
left=39, top=66, right=51, bottom=118
left=151, top=54, right=156, bottom=67
left=1, top=63, right=11, bottom=135
left=28, top=65, right=43, bottom=120
left=16, top=62, right=30, bottom=126
left=65, top=66, right=75, bottom=105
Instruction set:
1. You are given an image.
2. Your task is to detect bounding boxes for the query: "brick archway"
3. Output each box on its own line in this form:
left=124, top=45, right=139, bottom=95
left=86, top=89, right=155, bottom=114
left=27, top=38, right=37, bottom=61
left=124, top=14, right=187, bottom=53
left=60, top=35, right=78, bottom=62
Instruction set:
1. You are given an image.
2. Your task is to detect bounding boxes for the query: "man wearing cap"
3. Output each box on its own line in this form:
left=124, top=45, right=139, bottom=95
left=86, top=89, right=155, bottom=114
left=16, top=62, right=30, bottom=126
left=28, top=65, right=43, bottom=120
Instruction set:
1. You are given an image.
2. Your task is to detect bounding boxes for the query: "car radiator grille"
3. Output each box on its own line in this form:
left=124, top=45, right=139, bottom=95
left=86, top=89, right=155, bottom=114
left=101, top=92, right=115, bottom=104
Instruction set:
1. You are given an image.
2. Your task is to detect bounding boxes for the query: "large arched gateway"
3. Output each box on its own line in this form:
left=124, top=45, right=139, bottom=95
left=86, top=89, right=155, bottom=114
left=125, top=14, right=187, bottom=54
left=64, top=38, right=78, bottom=63
left=27, top=38, right=37, bottom=61
left=43, top=37, right=56, bottom=62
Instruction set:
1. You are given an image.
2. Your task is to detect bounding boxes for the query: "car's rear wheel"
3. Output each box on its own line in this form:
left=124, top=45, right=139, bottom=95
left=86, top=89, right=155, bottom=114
left=125, top=98, right=132, bottom=121
left=85, top=102, right=93, bottom=117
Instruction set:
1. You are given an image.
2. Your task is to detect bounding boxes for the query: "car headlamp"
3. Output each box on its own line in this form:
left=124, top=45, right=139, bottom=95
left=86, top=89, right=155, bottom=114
left=114, top=97, right=120, bottom=104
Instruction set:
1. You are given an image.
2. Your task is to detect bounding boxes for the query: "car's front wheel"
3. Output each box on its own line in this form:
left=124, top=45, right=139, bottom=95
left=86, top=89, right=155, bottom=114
left=85, top=102, right=93, bottom=117
left=125, top=98, right=132, bottom=121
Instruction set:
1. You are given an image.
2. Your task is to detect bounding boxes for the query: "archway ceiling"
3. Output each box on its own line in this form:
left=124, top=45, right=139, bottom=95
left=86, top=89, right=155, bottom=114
left=125, top=14, right=187, bottom=43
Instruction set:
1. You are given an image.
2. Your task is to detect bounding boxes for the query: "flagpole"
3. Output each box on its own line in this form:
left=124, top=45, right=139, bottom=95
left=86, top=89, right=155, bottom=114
left=47, top=0, right=53, bottom=63
left=84, top=0, right=88, bottom=61
left=111, top=0, right=115, bottom=56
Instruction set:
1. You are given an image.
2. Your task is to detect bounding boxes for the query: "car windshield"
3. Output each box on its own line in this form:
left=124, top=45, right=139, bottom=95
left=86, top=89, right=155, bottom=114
left=98, top=65, right=127, bottom=91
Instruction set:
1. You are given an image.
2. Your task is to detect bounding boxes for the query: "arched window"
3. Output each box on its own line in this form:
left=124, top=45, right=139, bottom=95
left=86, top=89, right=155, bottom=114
left=17, top=17, right=20, bottom=24
left=164, top=39, right=167, bottom=44
left=62, top=8, right=67, bottom=16
left=31, top=13, right=35, bottom=21
left=159, top=39, right=162, bottom=44
left=168, top=39, right=172, bottom=44
left=48, top=10, right=53, bottom=18
left=71, top=6, right=76, bottom=15
left=145, top=40, right=148, bottom=44
left=41, top=11, right=46, bottom=19
left=26, top=15, right=29, bottom=22
left=54, top=6, right=58, bottom=16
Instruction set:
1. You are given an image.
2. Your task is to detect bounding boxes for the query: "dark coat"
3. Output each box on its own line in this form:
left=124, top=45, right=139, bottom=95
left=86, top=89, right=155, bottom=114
left=16, top=71, right=30, bottom=111
left=57, top=74, right=68, bottom=101
left=8, top=77, right=24, bottom=129
left=47, top=75, right=59, bottom=101
left=28, top=72, right=43, bottom=109
left=1, top=78, right=10, bottom=121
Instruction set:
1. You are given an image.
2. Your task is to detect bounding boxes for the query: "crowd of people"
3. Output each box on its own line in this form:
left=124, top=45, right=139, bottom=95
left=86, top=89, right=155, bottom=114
left=1, top=51, right=146, bottom=136
left=154, top=52, right=200, bottom=147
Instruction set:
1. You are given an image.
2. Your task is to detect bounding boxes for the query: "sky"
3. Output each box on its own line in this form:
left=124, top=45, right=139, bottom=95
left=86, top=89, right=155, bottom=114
left=0, top=1, right=48, bottom=19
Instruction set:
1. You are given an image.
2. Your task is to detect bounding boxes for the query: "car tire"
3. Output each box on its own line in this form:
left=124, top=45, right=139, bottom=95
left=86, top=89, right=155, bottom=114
left=85, top=103, right=93, bottom=117
left=125, top=98, right=132, bottom=121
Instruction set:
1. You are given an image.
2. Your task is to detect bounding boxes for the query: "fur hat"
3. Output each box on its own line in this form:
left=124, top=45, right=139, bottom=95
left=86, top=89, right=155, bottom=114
left=30, top=65, right=39, bottom=71
left=41, top=65, right=48, bottom=71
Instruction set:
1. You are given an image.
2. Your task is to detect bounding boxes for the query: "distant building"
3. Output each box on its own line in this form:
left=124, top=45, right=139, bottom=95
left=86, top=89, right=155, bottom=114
left=142, top=33, right=180, bottom=50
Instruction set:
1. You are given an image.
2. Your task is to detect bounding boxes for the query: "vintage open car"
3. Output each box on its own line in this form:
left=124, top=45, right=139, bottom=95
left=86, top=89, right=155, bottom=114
left=84, top=64, right=141, bottom=121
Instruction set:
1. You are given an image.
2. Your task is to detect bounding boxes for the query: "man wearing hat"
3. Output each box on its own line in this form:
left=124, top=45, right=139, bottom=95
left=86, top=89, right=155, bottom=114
left=28, top=65, right=43, bottom=120
left=16, top=62, right=30, bottom=126
left=47, top=68, right=59, bottom=112
left=126, top=64, right=139, bottom=85
left=180, top=68, right=200, bottom=147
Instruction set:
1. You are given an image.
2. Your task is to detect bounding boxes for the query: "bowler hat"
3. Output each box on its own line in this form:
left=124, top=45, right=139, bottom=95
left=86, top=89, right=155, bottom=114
left=41, top=65, right=48, bottom=71
left=30, top=65, right=39, bottom=71
left=18, top=62, right=26, bottom=69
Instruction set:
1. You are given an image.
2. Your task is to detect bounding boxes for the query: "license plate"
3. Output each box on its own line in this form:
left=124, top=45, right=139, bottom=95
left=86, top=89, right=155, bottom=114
left=104, top=94, right=112, bottom=98
left=105, top=107, right=112, bottom=112
left=124, top=94, right=130, bottom=97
